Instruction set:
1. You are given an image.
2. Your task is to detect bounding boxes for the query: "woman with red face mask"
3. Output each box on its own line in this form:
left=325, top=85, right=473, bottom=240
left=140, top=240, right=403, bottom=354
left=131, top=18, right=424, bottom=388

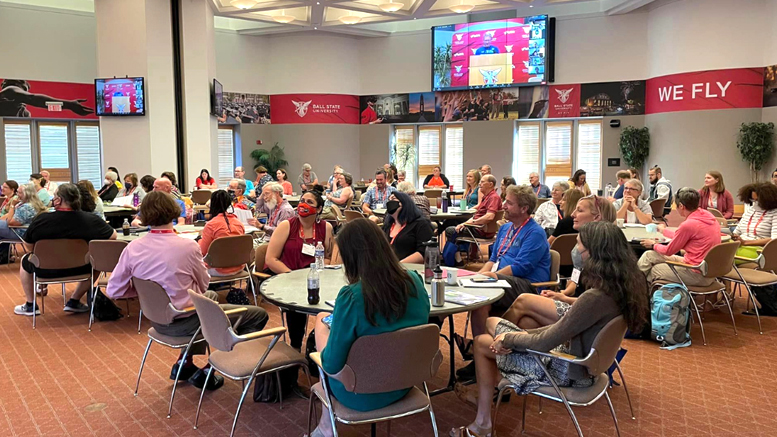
left=265, top=185, right=334, bottom=351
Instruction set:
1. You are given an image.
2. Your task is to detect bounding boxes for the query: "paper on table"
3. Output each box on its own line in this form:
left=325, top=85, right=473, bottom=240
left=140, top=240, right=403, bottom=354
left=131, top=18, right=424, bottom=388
left=623, top=223, right=645, bottom=228
left=458, top=278, right=512, bottom=288
left=234, top=208, right=253, bottom=224
left=111, top=195, right=133, bottom=206
left=426, top=290, right=489, bottom=306
left=456, top=269, right=477, bottom=277
left=244, top=225, right=260, bottom=234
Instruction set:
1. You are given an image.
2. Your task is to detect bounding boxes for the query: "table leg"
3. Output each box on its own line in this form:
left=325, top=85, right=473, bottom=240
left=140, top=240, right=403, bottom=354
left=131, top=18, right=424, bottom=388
left=430, top=314, right=456, bottom=397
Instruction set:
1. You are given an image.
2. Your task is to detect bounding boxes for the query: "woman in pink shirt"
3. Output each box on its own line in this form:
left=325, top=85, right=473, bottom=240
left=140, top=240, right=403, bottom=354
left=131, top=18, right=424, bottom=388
left=199, top=190, right=245, bottom=276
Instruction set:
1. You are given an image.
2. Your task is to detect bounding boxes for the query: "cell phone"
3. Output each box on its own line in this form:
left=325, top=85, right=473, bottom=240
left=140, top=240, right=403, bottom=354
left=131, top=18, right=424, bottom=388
left=324, top=265, right=343, bottom=270
left=472, top=276, right=497, bottom=283
left=322, top=314, right=333, bottom=328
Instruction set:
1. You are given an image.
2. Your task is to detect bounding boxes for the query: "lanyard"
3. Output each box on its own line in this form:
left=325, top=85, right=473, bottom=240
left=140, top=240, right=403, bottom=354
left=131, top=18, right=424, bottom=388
left=534, top=185, right=541, bottom=196
left=375, top=187, right=388, bottom=204
left=268, top=205, right=281, bottom=225
left=556, top=204, right=563, bottom=220
left=747, top=211, right=766, bottom=236
left=496, top=218, right=530, bottom=258
left=299, top=223, right=316, bottom=243
left=389, top=223, right=406, bottom=245
left=150, top=229, right=175, bottom=234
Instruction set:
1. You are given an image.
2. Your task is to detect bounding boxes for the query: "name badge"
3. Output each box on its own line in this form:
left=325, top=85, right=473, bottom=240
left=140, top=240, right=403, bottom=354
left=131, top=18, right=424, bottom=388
left=491, top=261, right=499, bottom=273
left=376, top=203, right=384, bottom=210
left=571, top=268, right=581, bottom=284
left=302, top=244, right=316, bottom=257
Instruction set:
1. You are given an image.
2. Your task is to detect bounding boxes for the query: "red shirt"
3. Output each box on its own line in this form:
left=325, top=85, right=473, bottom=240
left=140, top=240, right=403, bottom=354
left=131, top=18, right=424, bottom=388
left=361, top=106, right=378, bottom=124
left=195, top=177, right=215, bottom=189
left=475, top=189, right=503, bottom=221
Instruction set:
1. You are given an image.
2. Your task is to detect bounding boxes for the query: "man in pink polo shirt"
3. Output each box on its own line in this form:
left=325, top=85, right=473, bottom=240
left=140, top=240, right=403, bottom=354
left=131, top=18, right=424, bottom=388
left=638, top=187, right=720, bottom=287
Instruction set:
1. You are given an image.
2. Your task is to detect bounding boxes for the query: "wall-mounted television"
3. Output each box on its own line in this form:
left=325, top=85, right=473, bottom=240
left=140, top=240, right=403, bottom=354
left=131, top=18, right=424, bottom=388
left=432, top=15, right=551, bottom=91
left=95, top=77, right=146, bottom=116
left=211, top=78, right=223, bottom=117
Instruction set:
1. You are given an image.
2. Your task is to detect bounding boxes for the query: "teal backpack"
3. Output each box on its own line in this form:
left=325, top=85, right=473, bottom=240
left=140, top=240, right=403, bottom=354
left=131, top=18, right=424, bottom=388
left=651, top=283, right=692, bottom=349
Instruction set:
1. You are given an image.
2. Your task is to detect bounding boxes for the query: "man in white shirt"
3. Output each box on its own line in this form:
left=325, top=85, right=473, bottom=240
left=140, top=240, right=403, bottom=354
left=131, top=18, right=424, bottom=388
left=649, top=166, right=673, bottom=215
left=40, top=170, right=58, bottom=197
left=613, top=179, right=654, bottom=224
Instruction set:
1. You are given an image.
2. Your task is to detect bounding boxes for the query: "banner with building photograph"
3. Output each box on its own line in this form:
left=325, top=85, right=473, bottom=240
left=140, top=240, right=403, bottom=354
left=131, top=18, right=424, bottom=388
left=219, top=92, right=271, bottom=124
left=579, top=81, right=646, bottom=117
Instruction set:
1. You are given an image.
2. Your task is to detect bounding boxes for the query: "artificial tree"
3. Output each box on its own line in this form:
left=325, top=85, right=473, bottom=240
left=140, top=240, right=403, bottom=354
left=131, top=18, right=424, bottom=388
left=250, top=142, right=289, bottom=176
left=737, top=122, right=775, bottom=182
left=619, top=126, right=650, bottom=172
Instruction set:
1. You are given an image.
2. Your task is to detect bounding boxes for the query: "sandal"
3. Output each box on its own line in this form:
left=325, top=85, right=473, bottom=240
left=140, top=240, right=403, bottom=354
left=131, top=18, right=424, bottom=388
left=450, top=422, right=493, bottom=437
left=454, top=333, right=474, bottom=361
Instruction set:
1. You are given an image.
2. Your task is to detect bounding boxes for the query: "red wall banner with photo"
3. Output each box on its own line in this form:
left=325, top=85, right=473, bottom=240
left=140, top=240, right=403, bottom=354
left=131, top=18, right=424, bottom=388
left=0, top=78, right=97, bottom=119
left=548, top=84, right=580, bottom=118
left=270, top=94, right=359, bottom=124
left=645, top=68, right=763, bottom=114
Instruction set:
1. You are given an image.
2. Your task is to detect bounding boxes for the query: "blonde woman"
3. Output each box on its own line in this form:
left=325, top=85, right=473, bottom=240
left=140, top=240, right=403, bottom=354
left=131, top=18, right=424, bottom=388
left=463, top=169, right=482, bottom=209
left=547, top=188, right=585, bottom=245
left=0, top=183, right=47, bottom=241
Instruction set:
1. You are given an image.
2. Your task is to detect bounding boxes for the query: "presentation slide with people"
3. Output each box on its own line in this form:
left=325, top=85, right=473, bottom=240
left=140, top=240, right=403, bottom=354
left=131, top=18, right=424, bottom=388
left=433, top=15, right=547, bottom=91
left=95, top=77, right=145, bottom=116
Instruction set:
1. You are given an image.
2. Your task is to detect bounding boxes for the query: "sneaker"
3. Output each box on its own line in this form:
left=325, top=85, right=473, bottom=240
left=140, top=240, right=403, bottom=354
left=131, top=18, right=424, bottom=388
left=14, top=303, right=40, bottom=316
left=64, top=300, right=89, bottom=313
left=188, top=368, right=224, bottom=390
left=170, top=361, right=200, bottom=381
left=456, top=361, right=476, bottom=382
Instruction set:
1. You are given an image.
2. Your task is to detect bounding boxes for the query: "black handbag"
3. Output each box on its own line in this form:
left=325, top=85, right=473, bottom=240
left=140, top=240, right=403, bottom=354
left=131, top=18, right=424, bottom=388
left=252, top=368, right=299, bottom=403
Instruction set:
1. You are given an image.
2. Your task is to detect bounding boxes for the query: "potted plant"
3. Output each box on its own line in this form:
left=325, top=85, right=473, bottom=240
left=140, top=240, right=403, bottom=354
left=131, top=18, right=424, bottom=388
left=619, top=126, right=650, bottom=171
left=250, top=142, right=289, bottom=176
left=391, top=142, right=416, bottom=182
left=737, top=122, right=775, bottom=182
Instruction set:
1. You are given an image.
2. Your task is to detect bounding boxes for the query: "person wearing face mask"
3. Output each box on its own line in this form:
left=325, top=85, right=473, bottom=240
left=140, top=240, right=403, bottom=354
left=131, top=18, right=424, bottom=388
left=97, top=171, right=119, bottom=202
left=249, top=182, right=295, bottom=240
left=118, top=173, right=146, bottom=208
left=227, top=178, right=254, bottom=211
left=382, top=192, right=434, bottom=263
left=131, top=178, right=186, bottom=227
left=265, top=185, right=334, bottom=351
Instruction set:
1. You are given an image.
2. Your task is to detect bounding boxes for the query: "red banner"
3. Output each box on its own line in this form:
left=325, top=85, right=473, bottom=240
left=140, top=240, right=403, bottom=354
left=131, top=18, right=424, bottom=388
left=548, top=84, right=581, bottom=118
left=270, top=94, right=359, bottom=124
left=0, top=78, right=97, bottom=119
left=645, top=68, right=763, bottom=114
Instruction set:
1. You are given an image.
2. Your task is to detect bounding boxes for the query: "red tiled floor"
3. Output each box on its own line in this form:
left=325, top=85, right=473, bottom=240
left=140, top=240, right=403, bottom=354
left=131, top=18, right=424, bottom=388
left=1, top=262, right=777, bottom=436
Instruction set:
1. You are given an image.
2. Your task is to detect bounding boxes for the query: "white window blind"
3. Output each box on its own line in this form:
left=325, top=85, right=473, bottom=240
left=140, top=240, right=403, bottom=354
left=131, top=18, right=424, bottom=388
left=544, top=122, right=572, bottom=187
left=577, top=121, right=602, bottom=192
left=75, top=124, right=102, bottom=186
left=39, top=123, right=70, bottom=169
left=217, top=127, right=235, bottom=188
left=444, top=125, right=464, bottom=190
left=4, top=123, right=33, bottom=183
left=513, top=122, right=541, bottom=185
left=394, top=126, right=416, bottom=187
left=418, top=126, right=441, bottom=186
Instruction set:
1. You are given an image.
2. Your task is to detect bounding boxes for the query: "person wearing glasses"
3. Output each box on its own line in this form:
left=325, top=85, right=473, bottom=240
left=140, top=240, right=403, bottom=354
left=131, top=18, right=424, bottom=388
left=612, top=179, right=653, bottom=225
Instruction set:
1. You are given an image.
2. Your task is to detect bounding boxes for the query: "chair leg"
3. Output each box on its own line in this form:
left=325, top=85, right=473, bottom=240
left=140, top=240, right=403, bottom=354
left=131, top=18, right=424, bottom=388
left=247, top=265, right=259, bottom=305
left=32, top=283, right=37, bottom=329
left=614, top=361, right=635, bottom=420
left=424, top=382, right=439, bottom=437
left=604, top=391, right=621, bottom=437
left=279, top=308, right=287, bottom=342
left=493, top=386, right=509, bottom=437
left=230, top=372, right=256, bottom=437
left=125, top=299, right=131, bottom=317
left=538, top=397, right=542, bottom=414
left=134, top=339, right=152, bottom=396
left=721, top=290, right=738, bottom=336
left=462, top=312, right=471, bottom=343
left=520, top=395, right=528, bottom=434
left=276, top=371, right=284, bottom=410
left=742, top=282, right=764, bottom=334
left=370, top=423, right=376, bottom=437
left=307, top=388, right=315, bottom=435
left=167, top=345, right=192, bottom=418
left=62, top=283, right=66, bottom=308
left=689, top=296, right=707, bottom=345
left=193, top=367, right=214, bottom=430
left=88, top=275, right=97, bottom=331
left=137, top=309, right=143, bottom=334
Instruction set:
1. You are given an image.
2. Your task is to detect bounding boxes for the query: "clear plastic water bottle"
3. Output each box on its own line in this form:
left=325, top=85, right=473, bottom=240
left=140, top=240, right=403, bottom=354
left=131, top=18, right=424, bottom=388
left=315, top=241, right=325, bottom=271
left=424, top=238, right=440, bottom=284
left=307, top=263, right=320, bottom=305
left=606, top=183, right=613, bottom=198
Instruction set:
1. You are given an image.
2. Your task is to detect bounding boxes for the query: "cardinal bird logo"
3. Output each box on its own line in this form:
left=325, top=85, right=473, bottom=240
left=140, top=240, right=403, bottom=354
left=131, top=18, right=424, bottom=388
left=455, top=34, right=463, bottom=41
left=471, top=48, right=478, bottom=55
left=292, top=100, right=312, bottom=118
left=455, top=65, right=462, bottom=73
left=480, top=68, right=502, bottom=85
left=555, top=88, right=574, bottom=104
left=505, top=45, right=513, bottom=52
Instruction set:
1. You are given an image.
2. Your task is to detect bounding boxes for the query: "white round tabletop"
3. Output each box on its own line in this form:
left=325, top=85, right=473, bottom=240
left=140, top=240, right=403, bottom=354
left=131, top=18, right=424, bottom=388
left=259, top=263, right=505, bottom=317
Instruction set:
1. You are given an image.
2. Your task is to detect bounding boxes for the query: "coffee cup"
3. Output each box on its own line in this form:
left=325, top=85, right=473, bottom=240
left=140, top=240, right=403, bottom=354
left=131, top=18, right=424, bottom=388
left=444, top=267, right=458, bottom=285
left=616, top=218, right=625, bottom=228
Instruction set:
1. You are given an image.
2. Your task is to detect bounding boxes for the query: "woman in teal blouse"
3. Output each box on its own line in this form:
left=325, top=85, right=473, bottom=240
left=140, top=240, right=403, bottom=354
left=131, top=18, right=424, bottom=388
left=312, top=218, right=430, bottom=437
left=463, top=169, right=482, bottom=209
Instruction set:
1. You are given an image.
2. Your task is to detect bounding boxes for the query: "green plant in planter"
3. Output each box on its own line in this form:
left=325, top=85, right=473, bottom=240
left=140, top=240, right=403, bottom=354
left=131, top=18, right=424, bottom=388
left=737, top=122, right=775, bottom=182
left=619, top=126, right=650, bottom=169
left=250, top=142, right=289, bottom=176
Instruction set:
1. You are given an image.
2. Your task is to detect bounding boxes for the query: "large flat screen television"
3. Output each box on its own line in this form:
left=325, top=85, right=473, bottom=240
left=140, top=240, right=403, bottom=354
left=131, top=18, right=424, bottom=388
left=432, top=15, right=550, bottom=91
left=211, top=78, right=223, bottom=117
left=95, top=77, right=146, bottom=116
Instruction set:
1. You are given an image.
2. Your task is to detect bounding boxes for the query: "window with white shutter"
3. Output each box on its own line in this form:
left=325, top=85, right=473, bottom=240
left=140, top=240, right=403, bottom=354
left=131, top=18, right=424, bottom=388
left=418, top=125, right=441, bottom=187
left=75, top=123, right=102, bottom=186
left=217, top=127, right=235, bottom=188
left=577, top=121, right=602, bottom=192
left=544, top=122, right=573, bottom=187
left=513, top=122, right=541, bottom=185
left=38, top=123, right=70, bottom=172
left=394, top=126, right=416, bottom=186
left=444, top=125, right=464, bottom=190
left=4, top=122, right=33, bottom=183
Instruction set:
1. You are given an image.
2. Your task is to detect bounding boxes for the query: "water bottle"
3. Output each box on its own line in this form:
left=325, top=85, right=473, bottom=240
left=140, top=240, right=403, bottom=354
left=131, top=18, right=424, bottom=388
left=307, top=263, right=320, bottom=305
left=122, top=218, right=130, bottom=236
left=441, top=191, right=449, bottom=213
left=424, top=238, right=440, bottom=284
left=605, top=183, right=613, bottom=198
left=133, top=192, right=139, bottom=207
left=315, top=241, right=325, bottom=271
left=431, top=266, right=445, bottom=307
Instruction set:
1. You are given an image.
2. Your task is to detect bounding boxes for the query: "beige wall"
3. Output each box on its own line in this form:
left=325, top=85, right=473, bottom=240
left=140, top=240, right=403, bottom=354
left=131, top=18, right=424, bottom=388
left=601, top=115, right=646, bottom=184
left=359, top=125, right=391, bottom=181
left=463, top=120, right=514, bottom=183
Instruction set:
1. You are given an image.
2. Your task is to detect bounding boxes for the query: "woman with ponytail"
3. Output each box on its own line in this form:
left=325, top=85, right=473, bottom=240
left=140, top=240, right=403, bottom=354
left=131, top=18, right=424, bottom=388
left=199, top=190, right=245, bottom=276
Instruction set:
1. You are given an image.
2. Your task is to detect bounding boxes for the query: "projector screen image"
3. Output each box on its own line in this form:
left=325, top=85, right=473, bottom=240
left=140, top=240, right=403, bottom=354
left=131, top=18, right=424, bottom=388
left=95, top=77, right=145, bottom=116
left=432, top=15, right=548, bottom=91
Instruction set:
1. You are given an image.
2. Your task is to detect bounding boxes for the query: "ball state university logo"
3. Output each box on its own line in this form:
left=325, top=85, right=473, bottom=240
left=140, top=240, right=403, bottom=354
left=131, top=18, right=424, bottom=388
left=555, top=88, right=574, bottom=104
left=455, top=34, right=463, bottom=41
left=480, top=68, right=502, bottom=85
left=292, top=100, right=312, bottom=118
left=455, top=65, right=462, bottom=73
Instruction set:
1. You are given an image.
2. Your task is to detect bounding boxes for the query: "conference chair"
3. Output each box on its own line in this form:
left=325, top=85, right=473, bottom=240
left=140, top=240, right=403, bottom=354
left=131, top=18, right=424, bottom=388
left=188, top=290, right=309, bottom=437
left=534, top=197, right=550, bottom=213
left=326, top=204, right=346, bottom=230
left=344, top=210, right=366, bottom=223
left=87, top=239, right=129, bottom=331
left=492, top=316, right=628, bottom=437
left=458, top=210, right=505, bottom=264
left=27, top=239, right=92, bottom=329
left=132, top=278, right=207, bottom=419
left=707, top=208, right=724, bottom=218
left=204, top=234, right=258, bottom=304
left=191, top=189, right=212, bottom=214
left=0, top=227, right=27, bottom=266
left=531, top=250, right=560, bottom=291
left=550, top=234, right=578, bottom=279
left=308, top=324, right=442, bottom=437
left=649, top=198, right=668, bottom=224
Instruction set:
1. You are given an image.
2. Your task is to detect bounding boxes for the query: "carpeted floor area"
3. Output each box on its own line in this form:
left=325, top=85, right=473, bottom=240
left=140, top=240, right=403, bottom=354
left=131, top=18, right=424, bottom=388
left=1, top=262, right=776, bottom=436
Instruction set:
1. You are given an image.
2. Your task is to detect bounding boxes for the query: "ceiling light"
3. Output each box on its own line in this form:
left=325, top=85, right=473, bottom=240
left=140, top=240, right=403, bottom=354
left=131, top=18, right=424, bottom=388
left=272, top=9, right=295, bottom=23
left=230, top=0, right=257, bottom=9
left=449, top=0, right=474, bottom=14
left=379, top=0, right=403, bottom=13
left=339, top=15, right=362, bottom=24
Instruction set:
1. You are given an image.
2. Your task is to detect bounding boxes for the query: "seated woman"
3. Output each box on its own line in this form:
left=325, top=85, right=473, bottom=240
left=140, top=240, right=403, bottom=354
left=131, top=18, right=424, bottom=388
left=547, top=188, right=585, bottom=245
left=199, top=190, right=245, bottom=277
left=733, top=182, right=777, bottom=262
left=77, top=180, right=104, bottom=220
left=265, top=186, right=333, bottom=351
left=397, top=181, right=431, bottom=221
left=0, top=183, right=47, bottom=241
left=462, top=169, right=482, bottom=209
left=699, top=170, right=734, bottom=219
left=569, top=169, right=592, bottom=196
left=98, top=171, right=119, bottom=202
left=423, top=166, right=450, bottom=189
left=195, top=168, right=217, bottom=190
left=276, top=169, right=294, bottom=195
left=382, top=192, right=434, bottom=263
left=320, top=172, right=354, bottom=220
left=451, top=221, right=648, bottom=437
left=118, top=173, right=146, bottom=208
left=0, top=180, right=19, bottom=220
left=311, top=218, right=431, bottom=437
left=533, top=181, right=569, bottom=236
left=500, top=176, right=516, bottom=202
left=139, top=175, right=156, bottom=196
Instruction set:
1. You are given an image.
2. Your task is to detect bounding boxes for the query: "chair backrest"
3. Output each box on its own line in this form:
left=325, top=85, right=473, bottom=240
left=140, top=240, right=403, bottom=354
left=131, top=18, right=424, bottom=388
left=484, top=210, right=506, bottom=234
left=576, top=316, right=627, bottom=376
left=550, top=234, right=577, bottom=267
left=132, top=277, right=190, bottom=325
left=701, top=241, right=740, bottom=278
left=330, top=243, right=342, bottom=265
left=330, top=324, right=442, bottom=394
left=30, top=239, right=90, bottom=270
left=424, top=189, right=442, bottom=200
left=191, top=190, right=212, bottom=205
left=707, top=208, right=724, bottom=218
left=254, top=243, right=269, bottom=272
left=204, top=234, right=254, bottom=268
left=352, top=190, right=361, bottom=203
left=649, top=198, right=666, bottom=218
left=548, top=250, right=560, bottom=282
left=188, top=290, right=238, bottom=352
left=759, top=239, right=777, bottom=272
left=534, top=197, right=550, bottom=213
left=88, top=240, right=129, bottom=273
left=715, top=217, right=727, bottom=228
left=330, top=204, right=344, bottom=220
left=344, top=210, right=365, bottom=223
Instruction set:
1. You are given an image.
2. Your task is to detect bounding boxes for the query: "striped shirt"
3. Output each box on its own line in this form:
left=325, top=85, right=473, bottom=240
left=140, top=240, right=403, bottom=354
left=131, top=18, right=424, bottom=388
left=734, top=205, right=777, bottom=240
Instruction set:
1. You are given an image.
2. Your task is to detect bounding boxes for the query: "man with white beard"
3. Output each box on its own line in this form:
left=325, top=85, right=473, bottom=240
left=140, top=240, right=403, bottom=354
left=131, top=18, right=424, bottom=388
left=249, top=182, right=296, bottom=241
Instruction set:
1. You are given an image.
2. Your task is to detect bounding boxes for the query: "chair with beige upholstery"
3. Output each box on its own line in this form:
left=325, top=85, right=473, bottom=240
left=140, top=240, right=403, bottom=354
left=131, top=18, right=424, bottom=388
left=191, top=190, right=212, bottom=213
left=707, top=208, right=724, bottom=218
left=720, top=239, right=777, bottom=335
left=132, top=278, right=208, bottom=419
left=326, top=204, right=346, bottom=229
left=424, top=189, right=443, bottom=201
left=650, top=198, right=668, bottom=223
left=493, top=316, right=628, bottom=437
left=188, top=290, right=309, bottom=437
left=308, top=324, right=442, bottom=437
left=344, top=210, right=366, bottom=223
left=87, top=240, right=129, bottom=331
left=458, top=210, right=506, bottom=263
left=203, top=234, right=258, bottom=304
left=550, top=233, right=578, bottom=278
left=28, top=239, right=92, bottom=329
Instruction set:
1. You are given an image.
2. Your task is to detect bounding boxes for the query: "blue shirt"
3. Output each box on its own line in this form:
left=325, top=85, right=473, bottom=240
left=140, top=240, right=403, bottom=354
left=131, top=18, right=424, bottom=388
left=613, top=184, right=624, bottom=200
left=37, top=188, right=51, bottom=206
left=489, top=219, right=550, bottom=283
left=475, top=45, right=500, bottom=55
left=362, top=185, right=396, bottom=210
left=244, top=179, right=255, bottom=193
left=531, top=184, right=552, bottom=199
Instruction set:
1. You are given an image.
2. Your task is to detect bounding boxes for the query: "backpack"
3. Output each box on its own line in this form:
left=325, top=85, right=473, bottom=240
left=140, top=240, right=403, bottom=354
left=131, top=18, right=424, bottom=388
left=651, top=283, right=692, bottom=349
left=749, top=284, right=777, bottom=316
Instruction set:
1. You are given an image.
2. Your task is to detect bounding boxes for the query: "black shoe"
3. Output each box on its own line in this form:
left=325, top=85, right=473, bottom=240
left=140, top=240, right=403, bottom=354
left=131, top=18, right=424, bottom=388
left=170, top=361, right=199, bottom=381
left=456, top=361, right=476, bottom=382
left=188, top=368, right=224, bottom=390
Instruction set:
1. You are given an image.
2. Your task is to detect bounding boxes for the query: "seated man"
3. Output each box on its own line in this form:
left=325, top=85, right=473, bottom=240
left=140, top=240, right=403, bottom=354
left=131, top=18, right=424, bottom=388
left=14, top=183, right=117, bottom=316
left=528, top=172, right=551, bottom=198
left=229, top=178, right=255, bottom=211
left=649, top=166, right=673, bottom=215
left=443, top=174, right=502, bottom=266
left=249, top=182, right=295, bottom=241
left=639, top=187, right=720, bottom=287
left=131, top=177, right=186, bottom=226
left=234, top=166, right=254, bottom=193
left=361, top=169, right=396, bottom=223
left=613, top=179, right=653, bottom=224
left=253, top=166, right=274, bottom=197
left=611, top=170, right=631, bottom=200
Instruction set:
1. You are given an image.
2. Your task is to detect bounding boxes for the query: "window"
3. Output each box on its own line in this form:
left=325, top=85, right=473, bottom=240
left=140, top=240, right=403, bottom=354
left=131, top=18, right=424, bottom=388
left=394, top=126, right=415, bottom=186
left=4, top=122, right=33, bottom=183
left=217, top=127, right=235, bottom=188
left=444, top=125, right=464, bottom=190
left=577, top=121, right=602, bottom=192
left=544, top=122, right=573, bottom=187
left=75, top=123, right=102, bottom=186
left=38, top=123, right=70, bottom=169
left=513, top=122, right=541, bottom=185
left=418, top=126, right=441, bottom=186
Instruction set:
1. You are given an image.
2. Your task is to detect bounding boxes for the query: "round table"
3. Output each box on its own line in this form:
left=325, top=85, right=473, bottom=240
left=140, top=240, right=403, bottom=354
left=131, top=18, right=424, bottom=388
left=259, top=263, right=505, bottom=395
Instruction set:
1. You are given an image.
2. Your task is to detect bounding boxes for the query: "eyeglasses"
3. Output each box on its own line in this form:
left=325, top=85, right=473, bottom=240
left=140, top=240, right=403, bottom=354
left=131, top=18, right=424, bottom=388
left=624, top=187, right=640, bottom=192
